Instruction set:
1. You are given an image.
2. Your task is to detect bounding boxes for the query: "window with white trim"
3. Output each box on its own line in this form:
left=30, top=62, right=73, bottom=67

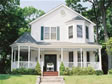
left=51, top=27, right=56, bottom=40
left=77, top=25, right=83, bottom=38
left=68, top=26, right=73, bottom=39
left=44, top=27, right=50, bottom=40
left=44, top=27, right=57, bottom=40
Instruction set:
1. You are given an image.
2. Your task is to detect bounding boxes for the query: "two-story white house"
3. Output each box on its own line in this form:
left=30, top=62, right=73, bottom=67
left=10, top=4, right=102, bottom=75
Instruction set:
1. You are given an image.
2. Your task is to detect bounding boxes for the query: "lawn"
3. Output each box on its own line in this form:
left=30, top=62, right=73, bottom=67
left=64, top=75, right=112, bottom=84
left=0, top=74, right=37, bottom=84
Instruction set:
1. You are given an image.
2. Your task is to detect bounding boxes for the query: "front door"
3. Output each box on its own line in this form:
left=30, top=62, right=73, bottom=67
left=44, top=54, right=57, bottom=71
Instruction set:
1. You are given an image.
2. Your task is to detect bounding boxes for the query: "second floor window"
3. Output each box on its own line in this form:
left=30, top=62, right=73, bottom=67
left=44, top=27, right=50, bottom=40
left=68, top=26, right=73, bottom=39
left=51, top=27, right=56, bottom=40
left=44, top=27, right=57, bottom=40
left=86, top=26, right=89, bottom=39
left=77, top=25, right=83, bottom=38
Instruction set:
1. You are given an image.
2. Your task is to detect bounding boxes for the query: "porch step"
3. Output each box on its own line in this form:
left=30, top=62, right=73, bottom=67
left=40, top=76, right=64, bottom=84
left=43, top=71, right=58, bottom=76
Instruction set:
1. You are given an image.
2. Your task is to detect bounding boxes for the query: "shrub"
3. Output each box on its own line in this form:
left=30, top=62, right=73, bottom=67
left=71, top=67, right=95, bottom=75
left=95, top=70, right=103, bottom=75
left=108, top=69, right=112, bottom=74
left=60, top=62, right=65, bottom=75
left=35, top=61, right=41, bottom=75
left=11, top=68, right=37, bottom=75
left=64, top=67, right=72, bottom=75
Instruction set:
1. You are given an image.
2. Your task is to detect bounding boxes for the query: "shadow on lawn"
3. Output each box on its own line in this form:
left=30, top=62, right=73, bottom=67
left=0, top=74, right=22, bottom=80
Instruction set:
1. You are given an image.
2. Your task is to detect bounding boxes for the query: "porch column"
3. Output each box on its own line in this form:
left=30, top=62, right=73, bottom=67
left=99, top=48, right=102, bottom=70
left=38, top=48, right=40, bottom=64
left=18, top=46, right=20, bottom=68
left=83, top=51, right=86, bottom=67
left=28, top=46, right=30, bottom=68
left=80, top=48, right=83, bottom=68
left=61, top=48, right=63, bottom=62
left=11, top=47, right=13, bottom=71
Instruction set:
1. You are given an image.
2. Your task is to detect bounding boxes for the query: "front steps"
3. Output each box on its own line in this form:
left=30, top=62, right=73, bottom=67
left=40, top=76, right=64, bottom=84
left=43, top=71, right=58, bottom=76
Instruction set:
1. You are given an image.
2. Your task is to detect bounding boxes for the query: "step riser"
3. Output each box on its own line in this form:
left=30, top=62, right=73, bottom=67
left=43, top=72, right=58, bottom=76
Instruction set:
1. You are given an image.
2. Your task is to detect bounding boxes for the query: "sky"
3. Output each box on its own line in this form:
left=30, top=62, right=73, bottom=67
left=20, top=0, right=92, bottom=12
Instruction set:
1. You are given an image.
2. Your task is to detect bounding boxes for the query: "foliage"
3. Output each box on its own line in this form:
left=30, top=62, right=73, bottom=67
left=11, top=68, right=37, bottom=75
left=63, top=67, right=72, bottom=75
left=0, top=0, right=45, bottom=73
left=108, top=69, right=112, bottom=74
left=71, top=67, right=95, bottom=75
left=95, top=70, right=103, bottom=75
left=35, top=61, right=41, bottom=75
left=60, top=62, right=65, bottom=75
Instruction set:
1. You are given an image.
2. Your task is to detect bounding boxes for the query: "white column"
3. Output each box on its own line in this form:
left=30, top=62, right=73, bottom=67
left=28, top=46, right=30, bottom=68
left=61, top=48, right=63, bottom=62
left=99, top=48, right=102, bottom=70
left=83, top=51, right=86, bottom=67
left=38, top=48, right=40, bottom=64
left=80, top=48, right=83, bottom=68
left=11, top=47, right=13, bottom=71
left=18, top=46, right=20, bottom=68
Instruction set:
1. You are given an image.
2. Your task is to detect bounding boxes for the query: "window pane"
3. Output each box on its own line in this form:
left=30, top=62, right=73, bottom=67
left=86, top=26, right=89, bottom=39
left=69, top=52, right=73, bottom=62
left=51, top=27, right=56, bottom=40
left=68, top=26, right=73, bottom=38
left=77, top=25, right=82, bottom=38
left=87, top=52, right=90, bottom=62
left=44, top=27, right=50, bottom=39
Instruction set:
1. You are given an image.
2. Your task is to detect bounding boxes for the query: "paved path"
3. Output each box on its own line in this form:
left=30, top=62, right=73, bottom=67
left=39, top=76, right=65, bottom=84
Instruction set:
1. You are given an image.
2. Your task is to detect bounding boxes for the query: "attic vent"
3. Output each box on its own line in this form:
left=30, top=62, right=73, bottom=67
left=60, top=10, right=66, bottom=16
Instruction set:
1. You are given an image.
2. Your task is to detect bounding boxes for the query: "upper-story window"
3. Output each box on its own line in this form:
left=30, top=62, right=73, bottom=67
left=51, top=27, right=56, bottom=40
left=44, top=27, right=50, bottom=40
left=44, top=27, right=57, bottom=40
left=86, top=26, right=89, bottom=39
left=77, top=25, right=83, bottom=38
left=68, top=26, right=73, bottom=39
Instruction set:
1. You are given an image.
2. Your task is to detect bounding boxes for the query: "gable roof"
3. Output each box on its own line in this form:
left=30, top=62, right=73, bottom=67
left=13, top=32, right=37, bottom=44
left=30, top=4, right=96, bottom=26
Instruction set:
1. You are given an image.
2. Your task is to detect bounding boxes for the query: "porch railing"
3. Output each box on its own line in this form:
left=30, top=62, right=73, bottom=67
left=62, top=62, right=100, bottom=70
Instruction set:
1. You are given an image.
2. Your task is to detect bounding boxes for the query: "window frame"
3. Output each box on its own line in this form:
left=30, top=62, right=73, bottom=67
left=44, top=27, right=50, bottom=40
left=77, top=25, right=83, bottom=38
left=86, top=26, right=89, bottom=39
left=68, top=25, right=73, bottom=39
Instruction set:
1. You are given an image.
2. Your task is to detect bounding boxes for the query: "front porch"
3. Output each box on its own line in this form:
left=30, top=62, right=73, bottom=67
left=11, top=46, right=102, bottom=72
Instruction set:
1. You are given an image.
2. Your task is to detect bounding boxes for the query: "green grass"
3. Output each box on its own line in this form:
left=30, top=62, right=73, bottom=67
left=0, top=74, right=37, bottom=84
left=64, top=75, right=112, bottom=84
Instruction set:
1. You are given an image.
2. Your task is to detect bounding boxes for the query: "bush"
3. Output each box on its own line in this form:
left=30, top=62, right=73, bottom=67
left=95, top=70, right=103, bottom=75
left=71, top=67, right=95, bottom=75
left=35, top=61, right=41, bottom=75
left=64, top=67, right=72, bottom=75
left=60, top=62, right=65, bottom=75
left=108, top=69, right=112, bottom=74
left=11, top=68, right=37, bottom=75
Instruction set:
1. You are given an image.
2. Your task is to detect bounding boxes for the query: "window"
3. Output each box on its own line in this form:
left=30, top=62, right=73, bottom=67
left=69, top=52, right=73, bottom=62
left=86, top=26, right=89, bottom=39
left=51, top=27, right=56, bottom=40
left=87, top=52, right=90, bottom=62
left=77, top=51, right=83, bottom=62
left=77, top=25, right=83, bottom=38
left=44, top=27, right=50, bottom=40
left=68, top=26, right=73, bottom=39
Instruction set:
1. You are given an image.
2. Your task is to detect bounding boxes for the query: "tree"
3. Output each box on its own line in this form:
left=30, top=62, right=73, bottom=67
left=0, top=0, right=45, bottom=73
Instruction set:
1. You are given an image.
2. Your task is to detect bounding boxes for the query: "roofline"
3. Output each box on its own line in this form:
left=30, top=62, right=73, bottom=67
left=29, top=4, right=96, bottom=26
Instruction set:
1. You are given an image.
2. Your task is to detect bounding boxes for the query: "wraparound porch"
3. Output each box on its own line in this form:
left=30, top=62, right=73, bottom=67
left=11, top=43, right=102, bottom=72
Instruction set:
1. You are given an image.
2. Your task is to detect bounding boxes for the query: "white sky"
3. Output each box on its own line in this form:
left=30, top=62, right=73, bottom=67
left=20, top=0, right=92, bottom=12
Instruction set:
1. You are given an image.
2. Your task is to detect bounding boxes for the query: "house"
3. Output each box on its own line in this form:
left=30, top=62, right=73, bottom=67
left=10, top=4, right=102, bottom=75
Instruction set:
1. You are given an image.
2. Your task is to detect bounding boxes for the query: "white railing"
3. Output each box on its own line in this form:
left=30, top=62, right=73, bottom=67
left=62, top=62, right=100, bottom=70
left=11, top=61, right=43, bottom=70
